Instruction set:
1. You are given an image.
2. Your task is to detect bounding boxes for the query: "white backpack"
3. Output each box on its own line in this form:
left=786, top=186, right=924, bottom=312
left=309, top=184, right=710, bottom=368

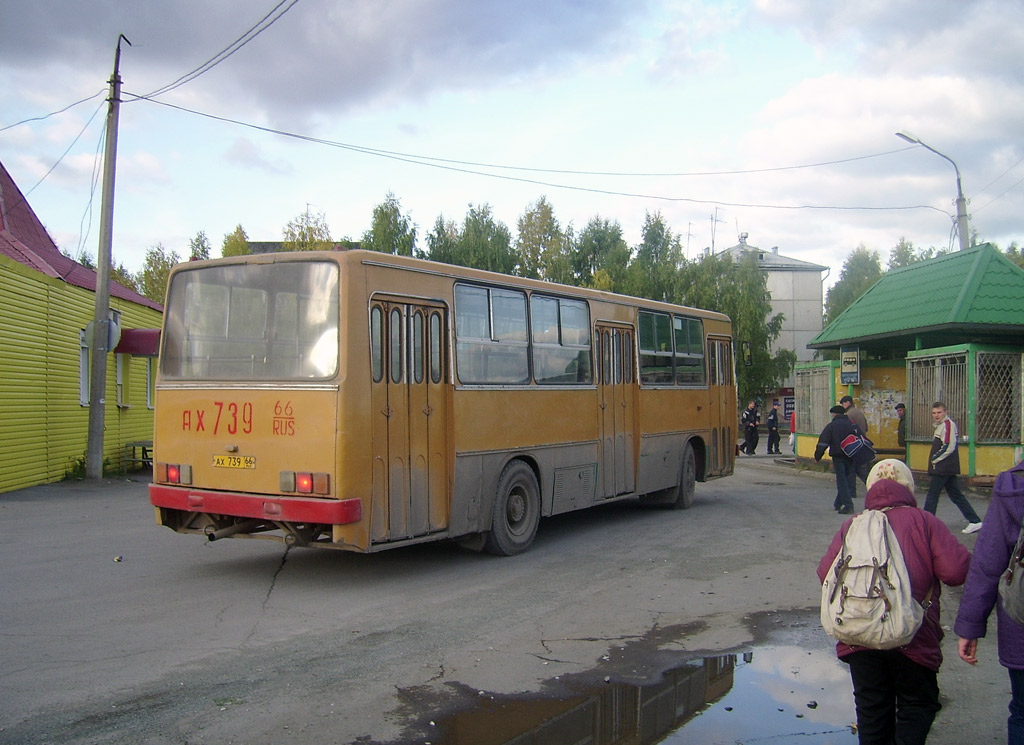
left=821, top=509, right=928, bottom=649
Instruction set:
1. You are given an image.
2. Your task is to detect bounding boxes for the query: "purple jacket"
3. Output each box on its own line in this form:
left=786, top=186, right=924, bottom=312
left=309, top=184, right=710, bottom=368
left=818, top=479, right=971, bottom=671
left=954, top=461, right=1024, bottom=669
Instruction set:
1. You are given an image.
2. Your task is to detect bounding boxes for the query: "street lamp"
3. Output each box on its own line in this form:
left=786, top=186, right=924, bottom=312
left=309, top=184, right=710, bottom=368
left=895, top=131, right=970, bottom=251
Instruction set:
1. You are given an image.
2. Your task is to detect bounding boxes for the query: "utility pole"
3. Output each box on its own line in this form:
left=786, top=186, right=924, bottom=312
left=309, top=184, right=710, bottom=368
left=895, top=131, right=970, bottom=251
left=86, top=35, right=130, bottom=479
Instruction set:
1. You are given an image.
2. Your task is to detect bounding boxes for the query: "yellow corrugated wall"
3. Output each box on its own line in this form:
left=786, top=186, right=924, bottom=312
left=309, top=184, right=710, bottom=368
left=0, top=255, right=163, bottom=494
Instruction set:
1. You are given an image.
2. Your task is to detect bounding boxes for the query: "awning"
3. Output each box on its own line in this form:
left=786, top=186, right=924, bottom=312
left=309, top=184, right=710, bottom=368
left=114, top=328, right=161, bottom=356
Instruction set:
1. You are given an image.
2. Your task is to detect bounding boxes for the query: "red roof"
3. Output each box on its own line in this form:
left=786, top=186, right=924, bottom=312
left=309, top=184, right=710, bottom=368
left=0, top=159, right=162, bottom=311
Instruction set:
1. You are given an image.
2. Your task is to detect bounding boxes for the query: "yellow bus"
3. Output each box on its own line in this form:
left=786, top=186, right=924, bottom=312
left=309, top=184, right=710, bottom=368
left=149, top=250, right=735, bottom=555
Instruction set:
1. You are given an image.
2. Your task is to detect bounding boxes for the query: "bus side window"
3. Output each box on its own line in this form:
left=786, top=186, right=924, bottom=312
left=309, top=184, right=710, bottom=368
left=430, top=311, right=443, bottom=384
left=371, top=306, right=384, bottom=383
left=390, top=307, right=403, bottom=384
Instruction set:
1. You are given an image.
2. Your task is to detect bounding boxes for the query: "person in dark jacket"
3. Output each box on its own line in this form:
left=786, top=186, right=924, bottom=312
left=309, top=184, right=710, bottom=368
left=924, top=401, right=983, bottom=534
left=895, top=402, right=907, bottom=449
left=766, top=401, right=781, bottom=454
left=840, top=395, right=871, bottom=483
left=740, top=400, right=760, bottom=455
left=819, top=459, right=971, bottom=745
left=955, top=460, right=1024, bottom=745
left=814, top=405, right=859, bottom=513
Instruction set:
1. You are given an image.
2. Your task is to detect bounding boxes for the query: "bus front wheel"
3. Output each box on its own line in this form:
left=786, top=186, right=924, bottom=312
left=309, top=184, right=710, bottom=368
left=484, top=460, right=541, bottom=556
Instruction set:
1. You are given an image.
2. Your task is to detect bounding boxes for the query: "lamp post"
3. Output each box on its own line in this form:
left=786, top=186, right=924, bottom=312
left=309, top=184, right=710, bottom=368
left=895, top=131, right=970, bottom=251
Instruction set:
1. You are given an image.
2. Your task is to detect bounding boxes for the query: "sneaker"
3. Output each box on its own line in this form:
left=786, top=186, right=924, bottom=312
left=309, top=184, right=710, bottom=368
left=962, top=522, right=983, bottom=534
left=838, top=505, right=853, bottom=515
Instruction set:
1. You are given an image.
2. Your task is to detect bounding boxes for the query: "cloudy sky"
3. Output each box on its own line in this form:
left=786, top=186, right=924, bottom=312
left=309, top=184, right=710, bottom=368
left=1, top=0, right=1021, bottom=286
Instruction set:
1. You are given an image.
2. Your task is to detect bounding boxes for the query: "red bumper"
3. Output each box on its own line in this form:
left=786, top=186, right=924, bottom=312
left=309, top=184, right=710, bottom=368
left=149, top=484, right=362, bottom=524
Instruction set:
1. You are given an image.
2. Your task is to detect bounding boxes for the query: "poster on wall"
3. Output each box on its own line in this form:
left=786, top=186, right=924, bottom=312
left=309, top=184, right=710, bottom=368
left=840, top=346, right=860, bottom=385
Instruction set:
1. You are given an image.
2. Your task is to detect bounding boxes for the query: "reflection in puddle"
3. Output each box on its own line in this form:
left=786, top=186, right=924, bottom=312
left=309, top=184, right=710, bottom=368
left=395, top=645, right=856, bottom=744
left=664, top=645, right=857, bottom=744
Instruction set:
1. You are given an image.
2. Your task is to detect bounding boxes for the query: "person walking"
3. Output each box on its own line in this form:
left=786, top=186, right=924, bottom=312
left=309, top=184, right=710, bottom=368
left=740, top=400, right=760, bottom=455
left=896, top=403, right=907, bottom=449
left=955, top=460, right=1024, bottom=745
left=766, top=401, right=781, bottom=454
left=924, top=401, right=983, bottom=534
left=841, top=395, right=871, bottom=483
left=841, top=395, right=868, bottom=436
left=814, top=405, right=859, bottom=514
left=819, top=459, right=970, bottom=745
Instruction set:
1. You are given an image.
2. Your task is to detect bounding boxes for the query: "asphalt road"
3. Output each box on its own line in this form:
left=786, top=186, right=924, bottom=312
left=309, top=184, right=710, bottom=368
left=0, top=456, right=1009, bottom=744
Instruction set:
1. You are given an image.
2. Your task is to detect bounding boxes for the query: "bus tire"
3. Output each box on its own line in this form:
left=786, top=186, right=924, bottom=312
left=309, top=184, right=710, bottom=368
left=484, top=460, right=541, bottom=556
left=669, top=441, right=696, bottom=510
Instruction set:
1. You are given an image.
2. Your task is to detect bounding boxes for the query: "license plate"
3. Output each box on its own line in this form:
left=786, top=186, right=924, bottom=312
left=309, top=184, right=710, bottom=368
left=212, top=454, right=256, bottom=469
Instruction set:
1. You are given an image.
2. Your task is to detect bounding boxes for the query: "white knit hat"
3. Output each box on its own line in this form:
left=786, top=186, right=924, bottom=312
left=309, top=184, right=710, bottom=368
left=866, top=458, right=915, bottom=492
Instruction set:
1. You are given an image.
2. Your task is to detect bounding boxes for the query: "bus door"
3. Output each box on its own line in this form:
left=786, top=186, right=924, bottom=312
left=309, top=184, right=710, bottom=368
left=370, top=300, right=450, bottom=543
left=706, top=336, right=735, bottom=476
left=597, top=324, right=635, bottom=497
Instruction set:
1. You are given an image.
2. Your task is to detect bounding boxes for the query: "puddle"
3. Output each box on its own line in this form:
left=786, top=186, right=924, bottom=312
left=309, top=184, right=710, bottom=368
left=381, top=644, right=857, bottom=744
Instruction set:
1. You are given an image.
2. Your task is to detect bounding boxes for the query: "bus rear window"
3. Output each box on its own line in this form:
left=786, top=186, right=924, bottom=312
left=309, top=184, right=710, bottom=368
left=161, top=261, right=340, bottom=380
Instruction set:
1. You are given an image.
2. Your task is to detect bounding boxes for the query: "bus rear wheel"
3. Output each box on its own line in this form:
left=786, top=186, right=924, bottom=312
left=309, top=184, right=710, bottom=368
left=670, top=441, right=696, bottom=509
left=642, top=441, right=696, bottom=509
left=484, top=460, right=540, bottom=556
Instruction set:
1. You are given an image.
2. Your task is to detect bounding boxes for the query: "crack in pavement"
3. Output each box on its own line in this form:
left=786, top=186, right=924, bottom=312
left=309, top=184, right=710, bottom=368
left=244, top=546, right=290, bottom=646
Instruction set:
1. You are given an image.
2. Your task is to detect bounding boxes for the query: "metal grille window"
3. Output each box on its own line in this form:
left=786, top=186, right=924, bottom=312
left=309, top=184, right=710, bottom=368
left=795, top=367, right=831, bottom=433
left=977, top=352, right=1023, bottom=442
left=907, top=353, right=967, bottom=440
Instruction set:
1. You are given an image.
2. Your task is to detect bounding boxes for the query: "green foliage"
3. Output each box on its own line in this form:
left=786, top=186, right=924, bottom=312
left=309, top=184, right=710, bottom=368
left=283, top=208, right=333, bottom=251
left=625, top=212, right=683, bottom=302
left=64, top=453, right=87, bottom=480
left=516, top=196, right=572, bottom=283
left=576, top=217, right=631, bottom=292
left=362, top=193, right=417, bottom=256
left=679, top=250, right=792, bottom=404
left=1004, top=242, right=1024, bottom=269
left=221, top=225, right=250, bottom=257
left=111, top=261, right=139, bottom=293
left=423, top=215, right=459, bottom=264
left=887, top=237, right=941, bottom=270
left=824, top=245, right=882, bottom=325
left=189, top=231, right=212, bottom=261
left=138, top=242, right=181, bottom=303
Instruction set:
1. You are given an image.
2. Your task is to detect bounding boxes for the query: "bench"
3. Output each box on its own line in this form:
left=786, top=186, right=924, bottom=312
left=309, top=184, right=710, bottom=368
left=125, top=440, right=153, bottom=468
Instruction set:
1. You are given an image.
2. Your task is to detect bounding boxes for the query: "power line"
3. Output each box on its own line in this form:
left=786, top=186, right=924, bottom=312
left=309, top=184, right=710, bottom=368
left=0, top=89, right=105, bottom=133
left=139, top=0, right=301, bottom=99
left=136, top=96, right=948, bottom=216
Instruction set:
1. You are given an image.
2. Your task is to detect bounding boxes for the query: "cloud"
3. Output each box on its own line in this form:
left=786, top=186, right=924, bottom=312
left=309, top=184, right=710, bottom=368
left=0, top=0, right=645, bottom=120
left=223, top=136, right=291, bottom=174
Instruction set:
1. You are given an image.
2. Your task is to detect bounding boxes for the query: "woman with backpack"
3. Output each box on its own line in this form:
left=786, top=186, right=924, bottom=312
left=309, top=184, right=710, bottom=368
left=817, top=459, right=970, bottom=745
left=955, top=460, right=1024, bottom=745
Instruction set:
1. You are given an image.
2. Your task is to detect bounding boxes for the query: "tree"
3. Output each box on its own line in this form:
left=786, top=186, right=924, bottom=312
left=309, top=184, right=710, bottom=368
left=516, top=196, right=571, bottom=283
left=111, top=262, right=139, bottom=293
left=222, top=225, right=250, bottom=257
left=283, top=208, right=333, bottom=251
left=887, top=237, right=939, bottom=270
left=452, top=204, right=516, bottom=274
left=1004, top=242, right=1024, bottom=269
left=575, top=217, right=631, bottom=293
left=423, top=214, right=459, bottom=264
left=189, top=231, right=211, bottom=261
left=362, top=193, right=417, bottom=256
left=679, top=251, right=793, bottom=405
left=138, top=243, right=181, bottom=303
left=824, top=245, right=882, bottom=325
left=627, top=211, right=682, bottom=302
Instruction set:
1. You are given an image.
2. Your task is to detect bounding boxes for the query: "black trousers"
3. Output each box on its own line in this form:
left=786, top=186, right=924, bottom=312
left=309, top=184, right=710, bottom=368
left=845, top=649, right=940, bottom=745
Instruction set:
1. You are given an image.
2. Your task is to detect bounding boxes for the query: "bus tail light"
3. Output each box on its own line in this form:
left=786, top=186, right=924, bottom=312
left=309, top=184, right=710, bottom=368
left=280, top=471, right=330, bottom=495
left=156, top=462, right=192, bottom=485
